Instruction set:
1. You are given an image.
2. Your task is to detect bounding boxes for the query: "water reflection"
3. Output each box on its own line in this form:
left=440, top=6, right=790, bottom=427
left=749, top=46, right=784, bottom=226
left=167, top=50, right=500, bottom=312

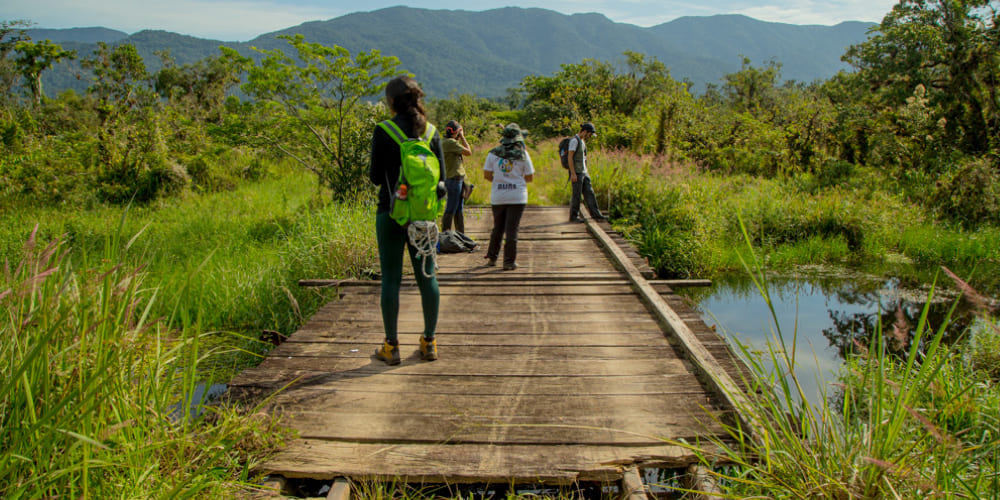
left=675, top=267, right=971, bottom=406
left=170, top=382, right=228, bottom=420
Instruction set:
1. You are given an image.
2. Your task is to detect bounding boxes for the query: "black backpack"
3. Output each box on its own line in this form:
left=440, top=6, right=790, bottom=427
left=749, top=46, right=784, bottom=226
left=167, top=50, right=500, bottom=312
left=438, top=230, right=479, bottom=253
left=558, top=137, right=572, bottom=169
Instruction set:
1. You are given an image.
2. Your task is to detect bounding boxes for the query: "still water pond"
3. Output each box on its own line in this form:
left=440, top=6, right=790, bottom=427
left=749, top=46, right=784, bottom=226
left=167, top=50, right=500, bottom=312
left=674, top=265, right=971, bottom=405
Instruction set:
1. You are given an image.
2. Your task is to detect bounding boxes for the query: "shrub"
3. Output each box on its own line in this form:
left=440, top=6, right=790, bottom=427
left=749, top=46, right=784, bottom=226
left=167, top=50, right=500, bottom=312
left=932, top=157, right=1000, bottom=228
left=609, top=169, right=706, bottom=278
left=815, top=157, right=856, bottom=188
left=95, top=115, right=187, bottom=203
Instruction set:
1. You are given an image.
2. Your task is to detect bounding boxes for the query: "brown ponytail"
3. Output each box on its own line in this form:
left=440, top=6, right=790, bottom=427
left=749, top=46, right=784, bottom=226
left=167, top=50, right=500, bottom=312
left=385, top=76, right=427, bottom=136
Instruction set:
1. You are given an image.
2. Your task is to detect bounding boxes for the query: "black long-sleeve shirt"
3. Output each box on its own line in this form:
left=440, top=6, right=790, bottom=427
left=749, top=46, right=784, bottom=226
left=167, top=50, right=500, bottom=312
left=368, top=114, right=445, bottom=215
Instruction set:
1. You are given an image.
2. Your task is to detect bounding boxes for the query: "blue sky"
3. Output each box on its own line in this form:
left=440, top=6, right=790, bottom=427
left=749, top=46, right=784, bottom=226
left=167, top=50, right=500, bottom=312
left=3, top=0, right=897, bottom=41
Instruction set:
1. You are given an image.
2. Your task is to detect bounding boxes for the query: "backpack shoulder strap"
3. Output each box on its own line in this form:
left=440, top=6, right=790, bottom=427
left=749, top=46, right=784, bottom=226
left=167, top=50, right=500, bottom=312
left=421, top=123, right=437, bottom=142
left=378, top=120, right=407, bottom=145
left=380, top=120, right=437, bottom=144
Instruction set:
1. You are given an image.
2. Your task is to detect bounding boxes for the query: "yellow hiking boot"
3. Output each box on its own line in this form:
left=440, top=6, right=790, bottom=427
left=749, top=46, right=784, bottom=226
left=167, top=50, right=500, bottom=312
left=419, top=336, right=438, bottom=361
left=374, top=340, right=400, bottom=365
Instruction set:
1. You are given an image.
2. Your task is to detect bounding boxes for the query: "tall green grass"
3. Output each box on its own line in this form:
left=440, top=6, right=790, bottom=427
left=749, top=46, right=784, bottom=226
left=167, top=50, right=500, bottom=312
left=0, top=165, right=389, bottom=497
left=1, top=170, right=379, bottom=377
left=584, top=147, right=1000, bottom=291
left=0, top=227, right=289, bottom=498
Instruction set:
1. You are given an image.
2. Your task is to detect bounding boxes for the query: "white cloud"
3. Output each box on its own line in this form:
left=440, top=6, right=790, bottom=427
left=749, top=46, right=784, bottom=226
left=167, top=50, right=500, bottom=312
left=735, top=0, right=896, bottom=25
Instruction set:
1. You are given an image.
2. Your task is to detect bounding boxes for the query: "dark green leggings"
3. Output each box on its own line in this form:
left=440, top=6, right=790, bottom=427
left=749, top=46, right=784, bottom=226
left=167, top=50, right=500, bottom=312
left=376, top=211, right=439, bottom=341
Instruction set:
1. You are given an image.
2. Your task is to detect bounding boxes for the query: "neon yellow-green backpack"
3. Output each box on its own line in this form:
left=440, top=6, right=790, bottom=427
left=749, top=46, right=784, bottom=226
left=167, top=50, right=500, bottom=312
left=379, top=120, right=445, bottom=226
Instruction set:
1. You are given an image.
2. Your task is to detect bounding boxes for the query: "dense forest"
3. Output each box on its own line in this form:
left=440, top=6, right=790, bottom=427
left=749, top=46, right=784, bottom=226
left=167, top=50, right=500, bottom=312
left=1, top=1, right=999, bottom=498
left=2, top=1, right=998, bottom=225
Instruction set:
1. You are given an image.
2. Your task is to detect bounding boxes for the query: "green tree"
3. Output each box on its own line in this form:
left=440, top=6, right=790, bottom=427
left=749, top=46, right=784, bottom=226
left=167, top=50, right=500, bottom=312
left=610, top=51, right=672, bottom=117
left=14, top=39, right=76, bottom=106
left=428, top=92, right=507, bottom=140
left=518, top=58, right=614, bottom=136
left=518, top=52, right=674, bottom=139
left=820, top=71, right=874, bottom=165
left=82, top=42, right=153, bottom=126
left=844, top=0, right=1000, bottom=155
left=0, top=20, right=31, bottom=107
left=242, top=34, right=403, bottom=198
left=82, top=43, right=177, bottom=203
left=154, top=46, right=250, bottom=121
left=723, top=56, right=781, bottom=115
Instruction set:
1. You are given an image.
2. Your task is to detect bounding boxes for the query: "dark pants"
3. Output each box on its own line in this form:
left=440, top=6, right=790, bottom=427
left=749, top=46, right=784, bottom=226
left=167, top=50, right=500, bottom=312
left=487, top=204, right=526, bottom=266
left=376, top=211, right=439, bottom=341
left=570, top=172, right=604, bottom=220
left=443, top=177, right=464, bottom=215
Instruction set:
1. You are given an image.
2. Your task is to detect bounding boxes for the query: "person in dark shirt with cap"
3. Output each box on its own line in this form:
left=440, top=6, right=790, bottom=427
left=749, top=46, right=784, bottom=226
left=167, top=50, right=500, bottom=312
left=567, top=122, right=606, bottom=223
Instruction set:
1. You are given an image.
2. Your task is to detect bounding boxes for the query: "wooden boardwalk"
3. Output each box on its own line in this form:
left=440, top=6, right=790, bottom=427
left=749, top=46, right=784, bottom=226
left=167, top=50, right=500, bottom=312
left=229, top=206, right=751, bottom=489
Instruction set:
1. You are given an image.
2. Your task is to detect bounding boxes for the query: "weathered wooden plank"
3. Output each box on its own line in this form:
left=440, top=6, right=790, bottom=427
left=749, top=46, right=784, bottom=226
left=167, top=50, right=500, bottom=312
left=322, top=296, right=652, bottom=313
left=288, top=328, right=666, bottom=339
left=304, top=309, right=655, bottom=324
left=301, top=277, right=631, bottom=287
left=259, top=441, right=721, bottom=483
left=344, top=288, right=638, bottom=296
left=235, top=357, right=693, bottom=380
left=289, top=321, right=665, bottom=336
left=229, top=372, right=707, bottom=395
left=285, top=411, right=726, bottom=445
left=267, top=343, right=679, bottom=361
left=287, top=332, right=669, bottom=346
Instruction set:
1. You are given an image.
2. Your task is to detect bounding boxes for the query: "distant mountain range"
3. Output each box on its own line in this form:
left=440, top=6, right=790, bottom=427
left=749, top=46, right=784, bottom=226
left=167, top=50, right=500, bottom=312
left=29, top=7, right=875, bottom=99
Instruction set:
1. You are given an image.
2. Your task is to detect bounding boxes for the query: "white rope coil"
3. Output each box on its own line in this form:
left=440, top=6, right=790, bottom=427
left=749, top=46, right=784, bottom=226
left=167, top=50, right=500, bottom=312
left=407, top=220, right=439, bottom=279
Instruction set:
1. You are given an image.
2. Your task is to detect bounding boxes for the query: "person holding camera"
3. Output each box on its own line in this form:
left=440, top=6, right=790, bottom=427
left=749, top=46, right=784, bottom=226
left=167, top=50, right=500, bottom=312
left=441, top=120, right=473, bottom=233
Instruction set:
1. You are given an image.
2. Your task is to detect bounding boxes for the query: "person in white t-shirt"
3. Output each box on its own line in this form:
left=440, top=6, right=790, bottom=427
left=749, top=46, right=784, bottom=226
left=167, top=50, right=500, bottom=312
left=482, top=123, right=535, bottom=271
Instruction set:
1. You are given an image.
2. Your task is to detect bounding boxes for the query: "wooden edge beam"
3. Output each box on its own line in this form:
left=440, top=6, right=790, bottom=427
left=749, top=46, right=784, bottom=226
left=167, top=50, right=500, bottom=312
left=649, top=279, right=713, bottom=288
left=621, top=466, right=649, bottom=500
left=326, top=477, right=351, bottom=500
left=683, top=465, right=723, bottom=499
left=584, top=217, right=762, bottom=441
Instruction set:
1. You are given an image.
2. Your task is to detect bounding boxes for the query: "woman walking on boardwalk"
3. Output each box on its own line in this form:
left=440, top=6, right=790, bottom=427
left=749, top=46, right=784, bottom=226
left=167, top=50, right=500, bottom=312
left=483, top=123, right=534, bottom=271
left=367, top=76, right=444, bottom=365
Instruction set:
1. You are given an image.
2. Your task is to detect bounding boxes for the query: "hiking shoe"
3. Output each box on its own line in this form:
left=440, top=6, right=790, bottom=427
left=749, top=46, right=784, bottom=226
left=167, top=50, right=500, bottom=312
left=503, top=262, right=519, bottom=271
left=570, top=217, right=585, bottom=223
left=419, top=336, right=438, bottom=361
left=375, top=340, right=400, bottom=365
left=485, top=256, right=497, bottom=266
